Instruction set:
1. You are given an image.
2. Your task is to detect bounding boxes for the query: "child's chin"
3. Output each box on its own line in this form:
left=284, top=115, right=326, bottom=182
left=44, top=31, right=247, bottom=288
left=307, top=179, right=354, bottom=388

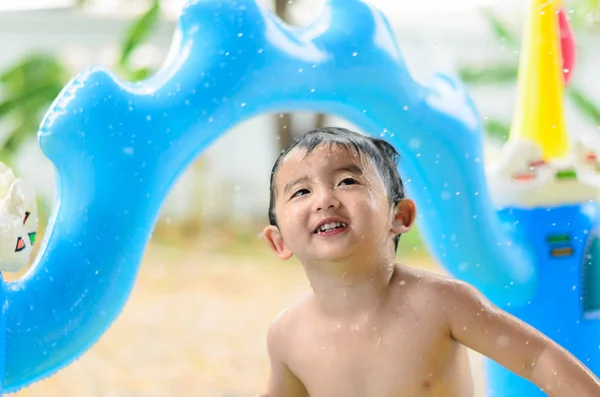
left=312, top=247, right=354, bottom=262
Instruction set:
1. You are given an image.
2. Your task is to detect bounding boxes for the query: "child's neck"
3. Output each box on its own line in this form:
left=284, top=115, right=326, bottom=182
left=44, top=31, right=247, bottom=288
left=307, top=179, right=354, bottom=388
left=303, top=253, right=397, bottom=319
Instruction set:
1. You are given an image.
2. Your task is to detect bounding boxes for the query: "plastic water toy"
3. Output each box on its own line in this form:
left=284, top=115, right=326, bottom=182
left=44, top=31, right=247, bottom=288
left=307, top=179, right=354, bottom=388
left=558, top=6, right=575, bottom=85
left=485, top=0, right=600, bottom=395
left=0, top=0, right=593, bottom=395
left=0, top=163, right=37, bottom=273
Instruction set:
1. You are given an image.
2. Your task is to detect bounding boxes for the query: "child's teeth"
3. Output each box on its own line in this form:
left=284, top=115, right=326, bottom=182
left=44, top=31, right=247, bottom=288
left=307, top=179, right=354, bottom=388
left=318, top=222, right=346, bottom=232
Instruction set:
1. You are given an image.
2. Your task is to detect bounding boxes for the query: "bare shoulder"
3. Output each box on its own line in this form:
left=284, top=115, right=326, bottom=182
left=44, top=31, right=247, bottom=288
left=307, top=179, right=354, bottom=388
left=266, top=293, right=313, bottom=356
left=391, top=263, right=455, bottom=290
left=391, top=264, right=482, bottom=306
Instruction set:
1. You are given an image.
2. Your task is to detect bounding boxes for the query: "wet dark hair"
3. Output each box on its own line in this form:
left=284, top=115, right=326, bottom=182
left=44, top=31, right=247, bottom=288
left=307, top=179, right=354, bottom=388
left=268, top=126, right=406, bottom=252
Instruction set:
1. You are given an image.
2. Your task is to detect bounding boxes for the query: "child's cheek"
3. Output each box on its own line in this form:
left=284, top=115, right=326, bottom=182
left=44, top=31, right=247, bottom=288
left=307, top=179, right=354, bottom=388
left=288, top=199, right=308, bottom=222
left=364, top=188, right=385, bottom=211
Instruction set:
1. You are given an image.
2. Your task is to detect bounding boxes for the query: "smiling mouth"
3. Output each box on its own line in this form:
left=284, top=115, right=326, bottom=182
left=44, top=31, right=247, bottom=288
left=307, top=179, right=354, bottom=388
left=314, top=221, right=348, bottom=235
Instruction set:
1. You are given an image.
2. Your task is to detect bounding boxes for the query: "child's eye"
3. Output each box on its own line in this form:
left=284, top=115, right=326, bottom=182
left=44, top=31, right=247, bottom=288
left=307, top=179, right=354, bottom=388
left=291, top=189, right=310, bottom=199
left=339, top=177, right=358, bottom=186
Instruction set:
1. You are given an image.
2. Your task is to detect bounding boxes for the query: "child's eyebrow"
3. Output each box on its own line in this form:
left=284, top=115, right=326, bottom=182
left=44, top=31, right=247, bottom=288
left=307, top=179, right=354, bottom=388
left=335, top=164, right=363, bottom=175
left=283, top=176, right=310, bottom=196
left=282, top=164, right=363, bottom=196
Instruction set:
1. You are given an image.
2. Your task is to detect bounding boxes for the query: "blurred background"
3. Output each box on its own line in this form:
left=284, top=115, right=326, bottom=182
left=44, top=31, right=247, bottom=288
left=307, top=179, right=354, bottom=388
left=0, top=0, right=599, bottom=395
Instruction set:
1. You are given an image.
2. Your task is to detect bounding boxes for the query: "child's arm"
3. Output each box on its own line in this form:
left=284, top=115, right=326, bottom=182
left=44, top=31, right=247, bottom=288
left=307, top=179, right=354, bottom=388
left=445, top=280, right=600, bottom=397
left=259, top=319, right=309, bottom=397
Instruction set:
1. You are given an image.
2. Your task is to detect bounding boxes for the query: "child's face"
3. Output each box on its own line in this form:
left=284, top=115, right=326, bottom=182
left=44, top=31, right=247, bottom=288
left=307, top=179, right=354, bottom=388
left=264, top=143, right=415, bottom=263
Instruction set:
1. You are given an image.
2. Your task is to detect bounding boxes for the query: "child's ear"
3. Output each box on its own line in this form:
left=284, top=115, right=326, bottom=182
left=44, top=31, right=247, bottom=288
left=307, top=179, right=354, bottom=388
left=391, top=199, right=416, bottom=235
left=263, top=225, right=293, bottom=260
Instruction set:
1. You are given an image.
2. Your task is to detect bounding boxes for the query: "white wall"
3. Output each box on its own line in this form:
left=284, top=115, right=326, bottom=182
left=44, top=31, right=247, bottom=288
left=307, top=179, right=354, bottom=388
left=1, top=2, right=600, bottom=224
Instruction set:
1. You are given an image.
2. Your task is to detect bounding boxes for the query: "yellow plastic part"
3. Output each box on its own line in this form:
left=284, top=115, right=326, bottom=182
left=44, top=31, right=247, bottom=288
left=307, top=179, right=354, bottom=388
left=508, top=0, right=569, bottom=160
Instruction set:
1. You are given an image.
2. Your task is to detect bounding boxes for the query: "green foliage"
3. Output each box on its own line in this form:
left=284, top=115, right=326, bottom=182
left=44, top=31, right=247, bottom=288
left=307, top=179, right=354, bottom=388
left=568, top=0, right=600, bottom=31
left=117, top=0, right=161, bottom=80
left=483, top=118, right=511, bottom=142
left=459, top=2, right=600, bottom=140
left=0, top=55, right=69, bottom=161
left=480, top=9, right=520, bottom=49
left=0, top=0, right=162, bottom=165
left=457, top=63, right=518, bottom=85
left=568, top=87, right=600, bottom=126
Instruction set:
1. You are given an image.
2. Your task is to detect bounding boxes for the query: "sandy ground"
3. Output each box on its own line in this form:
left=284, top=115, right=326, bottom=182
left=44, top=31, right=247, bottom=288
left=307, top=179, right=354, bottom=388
left=8, top=240, right=487, bottom=397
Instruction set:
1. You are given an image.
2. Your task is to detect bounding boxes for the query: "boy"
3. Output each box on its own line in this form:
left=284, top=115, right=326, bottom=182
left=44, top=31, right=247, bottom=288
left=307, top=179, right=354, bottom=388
left=259, top=127, right=600, bottom=397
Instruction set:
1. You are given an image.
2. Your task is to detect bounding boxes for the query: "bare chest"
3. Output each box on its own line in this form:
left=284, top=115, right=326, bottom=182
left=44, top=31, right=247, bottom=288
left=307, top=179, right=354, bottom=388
left=287, top=315, right=471, bottom=397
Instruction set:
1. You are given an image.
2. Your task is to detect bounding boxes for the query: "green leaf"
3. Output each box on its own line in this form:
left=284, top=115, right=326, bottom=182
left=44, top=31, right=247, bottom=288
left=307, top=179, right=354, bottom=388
left=2, top=120, right=36, bottom=153
left=568, top=87, right=600, bottom=126
left=126, top=67, right=155, bottom=82
left=118, top=0, right=161, bottom=69
left=0, top=54, right=67, bottom=91
left=567, top=0, right=600, bottom=31
left=457, top=64, right=518, bottom=85
left=483, top=118, right=511, bottom=142
left=0, top=113, right=44, bottom=163
left=480, top=9, right=520, bottom=49
left=0, top=74, right=64, bottom=159
left=0, top=84, right=63, bottom=119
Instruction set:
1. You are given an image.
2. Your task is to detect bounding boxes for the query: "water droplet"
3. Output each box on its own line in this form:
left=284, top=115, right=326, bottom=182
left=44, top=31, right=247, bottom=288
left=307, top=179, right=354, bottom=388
left=237, top=32, right=244, bottom=37
left=408, top=138, right=421, bottom=149
left=146, top=115, right=152, bottom=121
left=241, top=102, right=246, bottom=107
left=497, top=335, right=510, bottom=347
left=352, top=51, right=358, bottom=56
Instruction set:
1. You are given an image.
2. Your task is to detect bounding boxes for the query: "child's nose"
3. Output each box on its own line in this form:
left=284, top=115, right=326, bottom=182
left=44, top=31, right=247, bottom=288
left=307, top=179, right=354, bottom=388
left=314, top=190, right=340, bottom=212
